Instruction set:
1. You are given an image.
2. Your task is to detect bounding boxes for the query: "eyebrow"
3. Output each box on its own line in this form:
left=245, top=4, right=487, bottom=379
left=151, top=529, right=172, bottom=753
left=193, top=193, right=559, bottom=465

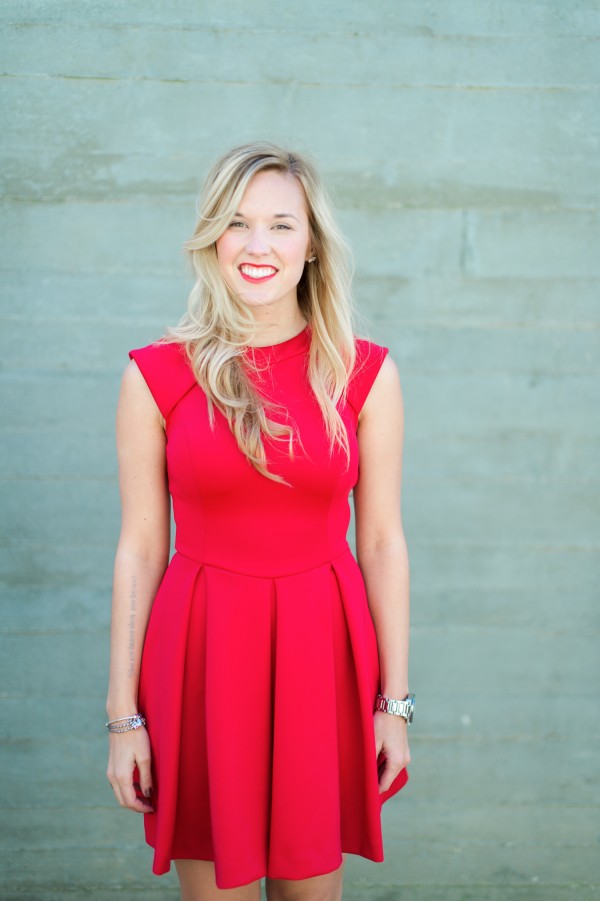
left=233, top=212, right=300, bottom=222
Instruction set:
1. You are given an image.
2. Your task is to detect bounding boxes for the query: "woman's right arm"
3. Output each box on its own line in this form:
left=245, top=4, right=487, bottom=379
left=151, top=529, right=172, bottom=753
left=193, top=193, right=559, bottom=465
left=106, top=360, right=171, bottom=814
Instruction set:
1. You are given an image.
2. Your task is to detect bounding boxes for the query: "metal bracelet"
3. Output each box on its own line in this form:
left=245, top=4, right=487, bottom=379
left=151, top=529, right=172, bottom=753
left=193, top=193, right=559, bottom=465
left=374, top=693, right=415, bottom=724
left=106, top=714, right=146, bottom=733
left=106, top=714, right=140, bottom=725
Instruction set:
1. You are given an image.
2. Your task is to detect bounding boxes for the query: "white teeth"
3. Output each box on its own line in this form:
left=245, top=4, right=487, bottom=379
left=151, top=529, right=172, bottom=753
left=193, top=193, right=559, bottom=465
left=240, top=265, right=277, bottom=278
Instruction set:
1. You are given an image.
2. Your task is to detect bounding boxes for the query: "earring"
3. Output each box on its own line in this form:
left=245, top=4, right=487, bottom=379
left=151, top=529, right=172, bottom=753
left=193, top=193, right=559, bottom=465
left=308, top=256, right=316, bottom=263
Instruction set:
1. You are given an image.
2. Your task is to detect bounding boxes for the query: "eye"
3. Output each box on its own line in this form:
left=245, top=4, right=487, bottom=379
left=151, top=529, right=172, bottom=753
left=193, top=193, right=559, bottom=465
left=274, top=224, right=292, bottom=230
left=229, top=220, right=246, bottom=228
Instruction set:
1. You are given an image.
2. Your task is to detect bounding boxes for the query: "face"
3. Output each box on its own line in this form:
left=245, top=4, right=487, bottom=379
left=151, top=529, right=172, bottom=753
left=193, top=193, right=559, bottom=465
left=215, top=169, right=313, bottom=318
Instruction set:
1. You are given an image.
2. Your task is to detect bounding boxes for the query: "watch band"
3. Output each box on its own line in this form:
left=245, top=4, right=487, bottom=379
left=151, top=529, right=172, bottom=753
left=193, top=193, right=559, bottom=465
left=375, top=692, right=415, bottom=724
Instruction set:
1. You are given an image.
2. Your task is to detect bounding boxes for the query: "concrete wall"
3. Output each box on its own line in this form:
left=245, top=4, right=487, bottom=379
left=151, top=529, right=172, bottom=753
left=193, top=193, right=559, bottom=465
left=1, top=3, right=598, bottom=898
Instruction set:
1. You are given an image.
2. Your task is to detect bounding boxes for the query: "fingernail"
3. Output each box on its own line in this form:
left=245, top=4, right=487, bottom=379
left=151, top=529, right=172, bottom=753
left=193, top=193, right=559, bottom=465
left=144, top=788, right=151, bottom=797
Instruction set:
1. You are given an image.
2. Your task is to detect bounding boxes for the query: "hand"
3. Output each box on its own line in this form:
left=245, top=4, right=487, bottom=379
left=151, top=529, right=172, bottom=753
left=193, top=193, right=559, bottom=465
left=106, top=726, right=154, bottom=813
left=374, top=710, right=411, bottom=794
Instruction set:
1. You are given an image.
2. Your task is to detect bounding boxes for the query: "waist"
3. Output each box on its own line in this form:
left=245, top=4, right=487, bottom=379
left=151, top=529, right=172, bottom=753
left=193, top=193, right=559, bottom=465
left=173, top=542, right=352, bottom=580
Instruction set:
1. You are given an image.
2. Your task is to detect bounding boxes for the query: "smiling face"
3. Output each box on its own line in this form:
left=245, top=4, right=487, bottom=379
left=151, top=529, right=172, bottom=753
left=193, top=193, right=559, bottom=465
left=215, top=169, right=313, bottom=319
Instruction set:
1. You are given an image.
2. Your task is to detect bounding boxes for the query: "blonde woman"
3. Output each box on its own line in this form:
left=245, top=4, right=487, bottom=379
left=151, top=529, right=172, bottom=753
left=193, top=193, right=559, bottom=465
left=106, top=142, right=413, bottom=901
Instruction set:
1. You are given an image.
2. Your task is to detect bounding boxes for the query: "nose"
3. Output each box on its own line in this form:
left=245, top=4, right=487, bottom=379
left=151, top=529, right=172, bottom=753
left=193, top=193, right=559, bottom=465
left=244, top=226, right=271, bottom=256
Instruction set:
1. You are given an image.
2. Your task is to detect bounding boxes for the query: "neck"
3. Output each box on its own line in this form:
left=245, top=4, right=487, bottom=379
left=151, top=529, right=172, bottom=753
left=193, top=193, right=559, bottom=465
left=246, top=315, right=307, bottom=347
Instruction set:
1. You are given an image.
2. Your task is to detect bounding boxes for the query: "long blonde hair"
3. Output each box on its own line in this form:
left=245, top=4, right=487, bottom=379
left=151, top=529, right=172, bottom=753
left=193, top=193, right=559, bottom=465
left=164, top=141, right=361, bottom=484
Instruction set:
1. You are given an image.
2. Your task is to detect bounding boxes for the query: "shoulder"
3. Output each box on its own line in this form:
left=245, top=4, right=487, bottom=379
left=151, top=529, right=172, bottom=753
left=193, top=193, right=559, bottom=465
left=353, top=335, right=388, bottom=366
left=126, top=339, right=197, bottom=422
left=345, top=335, right=392, bottom=418
left=357, top=343, right=403, bottom=428
left=129, top=338, right=189, bottom=370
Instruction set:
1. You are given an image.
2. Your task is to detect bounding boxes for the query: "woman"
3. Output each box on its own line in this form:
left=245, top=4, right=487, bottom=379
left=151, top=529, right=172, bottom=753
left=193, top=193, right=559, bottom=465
left=106, top=141, right=413, bottom=901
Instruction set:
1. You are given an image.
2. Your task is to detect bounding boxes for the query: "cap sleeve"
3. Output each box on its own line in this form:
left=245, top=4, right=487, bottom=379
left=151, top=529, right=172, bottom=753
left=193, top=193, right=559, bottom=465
left=346, top=337, right=389, bottom=417
left=128, top=340, right=198, bottom=421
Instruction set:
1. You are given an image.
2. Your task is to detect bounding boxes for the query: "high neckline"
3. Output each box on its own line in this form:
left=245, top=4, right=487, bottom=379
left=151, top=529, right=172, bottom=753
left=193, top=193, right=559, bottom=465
left=242, top=323, right=311, bottom=363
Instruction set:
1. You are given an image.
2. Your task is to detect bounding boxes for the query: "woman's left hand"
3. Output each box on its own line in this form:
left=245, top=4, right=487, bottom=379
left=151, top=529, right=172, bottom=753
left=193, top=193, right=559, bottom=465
left=374, top=710, right=411, bottom=793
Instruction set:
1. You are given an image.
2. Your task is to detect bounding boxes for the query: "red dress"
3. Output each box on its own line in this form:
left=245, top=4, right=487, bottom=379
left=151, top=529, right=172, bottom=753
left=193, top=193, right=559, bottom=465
left=128, top=323, right=409, bottom=889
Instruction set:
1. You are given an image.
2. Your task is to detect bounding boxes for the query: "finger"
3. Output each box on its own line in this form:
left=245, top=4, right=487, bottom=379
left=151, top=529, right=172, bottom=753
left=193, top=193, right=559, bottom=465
left=373, top=725, right=383, bottom=757
left=119, top=775, right=154, bottom=813
left=378, top=759, right=402, bottom=794
left=136, top=755, right=153, bottom=799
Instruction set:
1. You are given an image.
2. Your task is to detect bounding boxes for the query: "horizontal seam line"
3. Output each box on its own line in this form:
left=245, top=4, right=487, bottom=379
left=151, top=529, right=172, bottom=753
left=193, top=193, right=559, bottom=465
left=174, top=546, right=350, bottom=579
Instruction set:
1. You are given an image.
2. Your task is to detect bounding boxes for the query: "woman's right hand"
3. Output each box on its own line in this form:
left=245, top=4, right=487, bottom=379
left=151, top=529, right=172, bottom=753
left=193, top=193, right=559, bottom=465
left=106, top=726, right=154, bottom=813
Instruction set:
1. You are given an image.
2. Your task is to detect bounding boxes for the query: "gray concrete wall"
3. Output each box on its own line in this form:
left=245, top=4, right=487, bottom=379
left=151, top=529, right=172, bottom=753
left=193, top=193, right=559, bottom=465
left=1, top=3, right=599, bottom=898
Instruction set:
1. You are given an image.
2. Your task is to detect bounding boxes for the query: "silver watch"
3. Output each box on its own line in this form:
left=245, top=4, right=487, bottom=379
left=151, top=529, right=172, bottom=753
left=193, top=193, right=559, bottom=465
left=375, top=693, right=415, bottom=724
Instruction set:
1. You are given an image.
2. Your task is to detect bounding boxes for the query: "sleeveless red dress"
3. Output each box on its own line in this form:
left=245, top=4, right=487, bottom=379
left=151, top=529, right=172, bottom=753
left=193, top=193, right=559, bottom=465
left=128, top=323, right=409, bottom=889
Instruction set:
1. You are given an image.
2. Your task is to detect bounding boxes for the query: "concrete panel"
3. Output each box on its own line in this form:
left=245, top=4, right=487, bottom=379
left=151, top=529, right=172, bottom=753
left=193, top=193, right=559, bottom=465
left=2, top=78, right=598, bottom=202
left=355, top=277, right=600, bottom=326
left=0, top=201, right=193, bottom=276
left=4, top=25, right=600, bottom=88
left=0, top=847, right=179, bottom=894
left=399, top=372, right=600, bottom=435
left=404, top=431, right=600, bottom=482
left=0, top=430, right=118, bottom=478
left=1, top=371, right=123, bottom=428
left=407, top=542, right=599, bottom=595
left=465, top=211, right=600, bottom=278
left=1, top=587, right=113, bottom=633
left=0, top=544, right=116, bottom=590
left=1, top=1, right=599, bottom=37
left=0, top=270, right=192, bottom=321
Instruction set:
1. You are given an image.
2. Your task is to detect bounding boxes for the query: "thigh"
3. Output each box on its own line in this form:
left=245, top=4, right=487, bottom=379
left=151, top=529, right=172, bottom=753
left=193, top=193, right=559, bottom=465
left=174, top=859, right=262, bottom=901
left=265, top=854, right=346, bottom=901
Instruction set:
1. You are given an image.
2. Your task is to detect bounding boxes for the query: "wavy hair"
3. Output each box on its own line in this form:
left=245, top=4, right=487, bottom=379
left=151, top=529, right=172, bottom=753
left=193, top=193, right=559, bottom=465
left=164, top=141, right=363, bottom=484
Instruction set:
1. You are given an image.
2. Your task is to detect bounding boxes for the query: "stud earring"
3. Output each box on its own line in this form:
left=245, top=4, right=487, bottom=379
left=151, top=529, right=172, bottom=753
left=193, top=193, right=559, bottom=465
left=308, top=256, right=316, bottom=263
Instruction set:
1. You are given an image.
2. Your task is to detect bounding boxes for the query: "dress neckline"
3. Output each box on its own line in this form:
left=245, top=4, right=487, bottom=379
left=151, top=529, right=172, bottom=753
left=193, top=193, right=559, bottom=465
left=242, top=323, right=311, bottom=364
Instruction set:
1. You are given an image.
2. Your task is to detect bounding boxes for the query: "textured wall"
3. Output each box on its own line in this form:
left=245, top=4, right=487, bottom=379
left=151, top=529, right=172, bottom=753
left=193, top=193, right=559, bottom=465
left=1, top=3, right=599, bottom=898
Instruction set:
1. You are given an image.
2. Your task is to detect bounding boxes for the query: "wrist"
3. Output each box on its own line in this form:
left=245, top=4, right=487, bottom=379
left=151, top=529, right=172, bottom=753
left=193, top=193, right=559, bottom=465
left=106, top=713, right=146, bottom=734
left=380, top=687, right=409, bottom=699
left=106, top=698, right=139, bottom=720
left=375, top=692, right=415, bottom=724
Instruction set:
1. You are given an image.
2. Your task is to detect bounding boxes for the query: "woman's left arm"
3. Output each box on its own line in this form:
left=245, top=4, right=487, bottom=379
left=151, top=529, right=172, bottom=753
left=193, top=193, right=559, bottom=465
left=353, top=353, right=411, bottom=793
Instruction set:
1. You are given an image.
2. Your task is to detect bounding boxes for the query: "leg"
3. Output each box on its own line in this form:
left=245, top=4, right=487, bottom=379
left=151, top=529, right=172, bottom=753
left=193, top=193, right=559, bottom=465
left=174, top=859, right=262, bottom=901
left=265, top=854, right=346, bottom=901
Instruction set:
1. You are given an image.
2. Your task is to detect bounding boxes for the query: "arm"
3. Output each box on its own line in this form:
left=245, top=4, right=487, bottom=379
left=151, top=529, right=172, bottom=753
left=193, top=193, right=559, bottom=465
left=353, top=353, right=411, bottom=792
left=105, top=360, right=171, bottom=813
